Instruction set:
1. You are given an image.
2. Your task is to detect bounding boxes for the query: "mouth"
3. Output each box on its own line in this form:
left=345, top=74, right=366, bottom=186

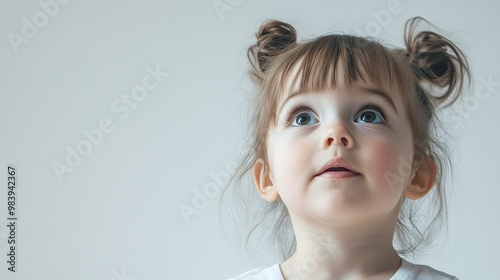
left=318, top=167, right=360, bottom=178
left=324, top=167, right=356, bottom=173
left=316, top=158, right=361, bottom=178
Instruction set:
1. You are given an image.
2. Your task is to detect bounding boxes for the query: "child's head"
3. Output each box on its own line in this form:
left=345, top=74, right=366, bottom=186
left=221, top=17, right=470, bottom=258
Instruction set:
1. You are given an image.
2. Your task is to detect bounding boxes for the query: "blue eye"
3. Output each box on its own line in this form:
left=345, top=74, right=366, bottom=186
left=287, top=105, right=318, bottom=126
left=292, top=111, right=318, bottom=126
left=355, top=104, right=387, bottom=124
left=355, top=111, right=383, bottom=123
left=285, top=103, right=388, bottom=126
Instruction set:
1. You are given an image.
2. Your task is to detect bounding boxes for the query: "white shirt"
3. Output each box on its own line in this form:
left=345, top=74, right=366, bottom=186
left=228, top=258, right=458, bottom=280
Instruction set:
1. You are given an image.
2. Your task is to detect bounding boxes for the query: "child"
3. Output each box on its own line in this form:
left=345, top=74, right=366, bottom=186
left=223, top=16, right=470, bottom=279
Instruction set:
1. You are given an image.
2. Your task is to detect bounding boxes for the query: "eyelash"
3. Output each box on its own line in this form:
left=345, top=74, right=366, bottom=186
left=285, top=103, right=389, bottom=125
left=285, top=104, right=312, bottom=125
left=361, top=103, right=389, bottom=123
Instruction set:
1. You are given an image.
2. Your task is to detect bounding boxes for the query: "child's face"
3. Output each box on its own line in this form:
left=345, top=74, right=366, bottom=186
left=264, top=75, right=417, bottom=228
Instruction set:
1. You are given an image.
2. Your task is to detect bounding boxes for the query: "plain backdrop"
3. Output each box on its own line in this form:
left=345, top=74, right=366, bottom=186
left=0, top=0, right=498, bottom=279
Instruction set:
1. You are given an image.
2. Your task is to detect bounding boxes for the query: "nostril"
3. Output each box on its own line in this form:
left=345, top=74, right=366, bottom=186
left=341, top=137, right=348, bottom=146
left=326, top=136, right=351, bottom=146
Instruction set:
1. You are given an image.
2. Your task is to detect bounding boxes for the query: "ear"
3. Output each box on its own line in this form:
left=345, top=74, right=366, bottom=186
left=253, top=158, right=279, bottom=202
left=405, top=155, right=437, bottom=200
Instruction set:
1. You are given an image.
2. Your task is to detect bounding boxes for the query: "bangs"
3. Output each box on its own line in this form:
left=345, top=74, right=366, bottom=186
left=276, top=35, right=408, bottom=96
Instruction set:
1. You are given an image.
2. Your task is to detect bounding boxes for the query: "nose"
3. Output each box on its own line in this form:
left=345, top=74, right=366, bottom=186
left=322, top=125, right=354, bottom=149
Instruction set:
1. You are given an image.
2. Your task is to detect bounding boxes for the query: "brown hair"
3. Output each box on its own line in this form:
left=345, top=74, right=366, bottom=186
left=219, top=17, right=470, bottom=260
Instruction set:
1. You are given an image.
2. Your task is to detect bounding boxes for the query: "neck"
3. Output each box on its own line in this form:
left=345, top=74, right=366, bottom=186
left=280, top=215, right=402, bottom=279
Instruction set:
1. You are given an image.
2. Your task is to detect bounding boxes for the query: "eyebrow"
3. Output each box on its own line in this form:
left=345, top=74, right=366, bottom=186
left=277, top=87, right=399, bottom=116
left=360, top=87, right=399, bottom=114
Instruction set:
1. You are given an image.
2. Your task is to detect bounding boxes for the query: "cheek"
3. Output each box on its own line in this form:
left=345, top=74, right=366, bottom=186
left=271, top=139, right=309, bottom=177
left=368, top=142, right=398, bottom=174
left=364, top=138, right=413, bottom=191
left=267, top=135, right=313, bottom=198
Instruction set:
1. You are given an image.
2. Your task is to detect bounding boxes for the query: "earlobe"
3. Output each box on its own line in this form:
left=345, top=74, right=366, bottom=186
left=405, top=155, right=437, bottom=200
left=253, top=158, right=279, bottom=202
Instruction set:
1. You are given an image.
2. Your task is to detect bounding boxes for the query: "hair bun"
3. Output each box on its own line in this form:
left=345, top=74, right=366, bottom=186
left=405, top=17, right=470, bottom=107
left=404, top=17, right=470, bottom=107
left=248, top=20, right=297, bottom=83
left=408, top=32, right=453, bottom=86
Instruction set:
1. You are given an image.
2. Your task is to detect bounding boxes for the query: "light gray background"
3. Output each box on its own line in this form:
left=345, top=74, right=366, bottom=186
left=0, top=0, right=498, bottom=279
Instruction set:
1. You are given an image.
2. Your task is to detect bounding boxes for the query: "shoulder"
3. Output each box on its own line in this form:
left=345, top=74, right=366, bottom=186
left=391, top=258, right=459, bottom=280
left=226, top=263, right=283, bottom=280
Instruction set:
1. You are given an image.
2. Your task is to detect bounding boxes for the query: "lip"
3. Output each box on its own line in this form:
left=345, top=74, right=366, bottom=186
left=316, top=157, right=361, bottom=178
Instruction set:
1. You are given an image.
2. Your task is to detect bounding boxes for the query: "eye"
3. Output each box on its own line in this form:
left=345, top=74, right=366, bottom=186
left=293, top=112, right=317, bottom=126
left=355, top=103, right=388, bottom=124
left=356, top=111, right=382, bottom=123
left=286, top=105, right=319, bottom=126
